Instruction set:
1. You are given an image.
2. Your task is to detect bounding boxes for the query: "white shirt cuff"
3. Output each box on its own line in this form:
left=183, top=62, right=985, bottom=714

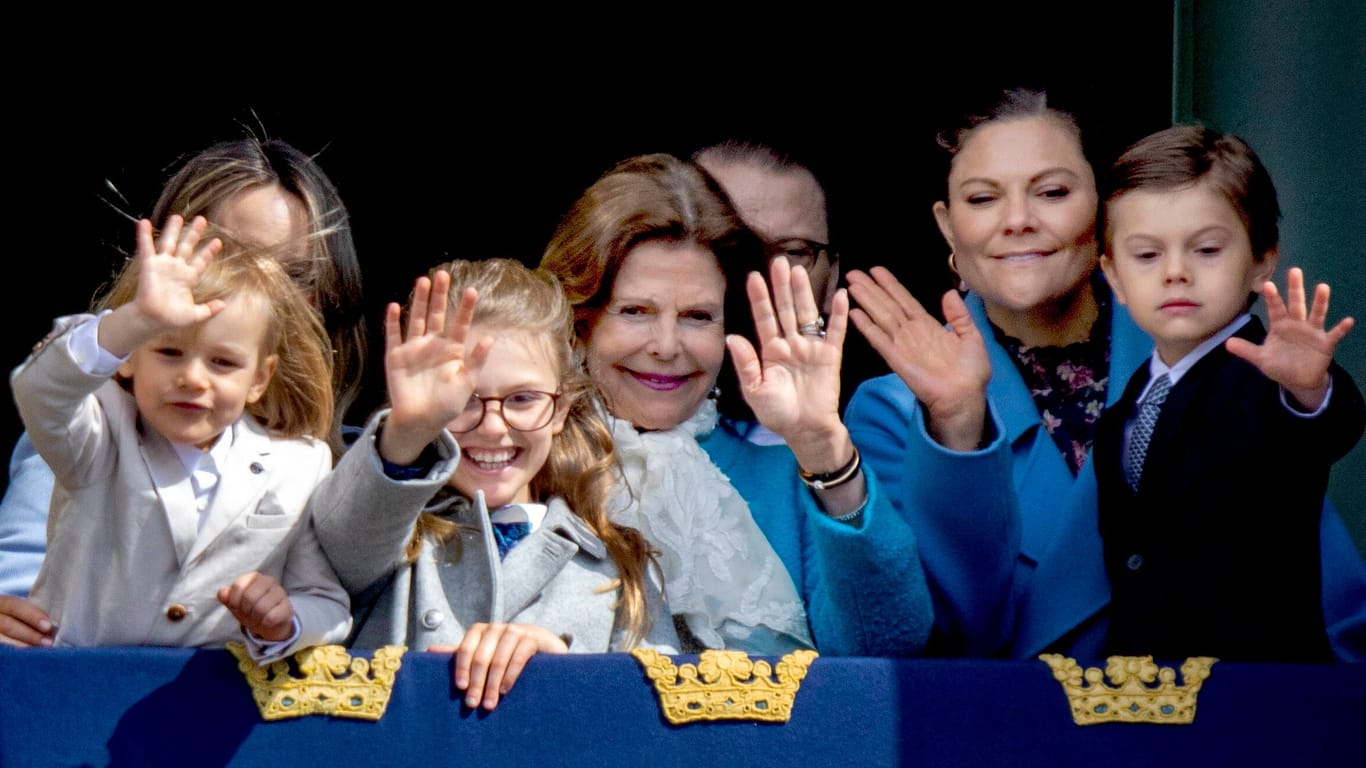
left=1280, top=375, right=1334, bottom=418
left=68, top=310, right=128, bottom=376
left=242, top=615, right=302, bottom=662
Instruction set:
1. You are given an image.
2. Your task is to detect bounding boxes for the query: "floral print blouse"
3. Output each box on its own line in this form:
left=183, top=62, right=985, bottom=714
left=992, top=288, right=1112, bottom=475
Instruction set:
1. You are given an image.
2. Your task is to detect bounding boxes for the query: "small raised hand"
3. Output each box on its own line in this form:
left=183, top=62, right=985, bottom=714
left=379, top=270, right=492, bottom=466
left=100, top=215, right=223, bottom=357
left=1227, top=267, right=1355, bottom=410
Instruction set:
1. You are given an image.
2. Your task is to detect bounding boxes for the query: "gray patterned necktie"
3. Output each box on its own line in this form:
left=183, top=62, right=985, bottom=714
left=1125, top=373, right=1173, bottom=490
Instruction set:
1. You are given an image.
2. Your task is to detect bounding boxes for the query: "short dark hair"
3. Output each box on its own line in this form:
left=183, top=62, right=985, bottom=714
left=1103, top=125, right=1280, bottom=260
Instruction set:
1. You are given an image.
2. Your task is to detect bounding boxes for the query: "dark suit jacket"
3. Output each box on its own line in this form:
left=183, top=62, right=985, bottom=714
left=1094, top=317, right=1364, bottom=662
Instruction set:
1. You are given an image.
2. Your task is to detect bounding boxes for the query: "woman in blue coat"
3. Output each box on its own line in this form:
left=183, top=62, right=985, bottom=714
left=844, top=89, right=1366, bottom=661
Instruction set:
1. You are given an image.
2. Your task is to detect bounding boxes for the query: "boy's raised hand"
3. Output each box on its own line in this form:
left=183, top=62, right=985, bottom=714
left=1227, top=267, right=1355, bottom=410
left=99, top=216, right=223, bottom=357
left=380, top=270, right=493, bottom=466
left=218, top=571, right=295, bottom=642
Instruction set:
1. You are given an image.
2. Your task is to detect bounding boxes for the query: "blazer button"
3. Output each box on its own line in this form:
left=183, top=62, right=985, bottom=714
left=421, top=609, right=444, bottom=630
left=166, top=604, right=188, bottom=622
left=1126, top=554, right=1144, bottom=571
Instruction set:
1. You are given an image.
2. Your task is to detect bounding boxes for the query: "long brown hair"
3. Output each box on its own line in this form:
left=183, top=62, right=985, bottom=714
left=405, top=258, right=655, bottom=646
left=539, top=153, right=767, bottom=423
left=152, top=137, right=364, bottom=453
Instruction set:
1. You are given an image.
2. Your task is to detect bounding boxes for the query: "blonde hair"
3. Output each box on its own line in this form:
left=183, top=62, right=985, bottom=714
left=152, top=137, right=364, bottom=453
left=404, top=258, right=655, bottom=646
left=97, top=239, right=334, bottom=441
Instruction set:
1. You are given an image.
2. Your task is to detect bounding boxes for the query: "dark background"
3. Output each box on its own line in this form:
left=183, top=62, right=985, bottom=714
left=0, top=13, right=1176, bottom=495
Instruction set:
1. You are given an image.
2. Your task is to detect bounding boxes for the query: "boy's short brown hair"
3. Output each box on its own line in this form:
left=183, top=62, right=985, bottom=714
left=1103, top=125, right=1280, bottom=260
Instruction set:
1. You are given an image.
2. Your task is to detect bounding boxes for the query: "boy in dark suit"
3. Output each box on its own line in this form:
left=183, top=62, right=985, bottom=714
left=1095, top=125, right=1363, bottom=662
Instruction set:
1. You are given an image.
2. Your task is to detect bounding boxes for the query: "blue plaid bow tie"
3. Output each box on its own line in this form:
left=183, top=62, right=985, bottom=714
left=492, top=521, right=533, bottom=559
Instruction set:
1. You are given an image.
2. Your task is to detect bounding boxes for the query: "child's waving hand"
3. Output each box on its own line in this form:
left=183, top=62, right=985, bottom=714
left=380, top=269, right=494, bottom=465
left=1227, top=267, right=1356, bottom=410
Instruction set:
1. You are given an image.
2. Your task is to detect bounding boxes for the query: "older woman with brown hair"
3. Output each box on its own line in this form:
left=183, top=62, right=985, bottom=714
left=541, top=153, right=931, bottom=655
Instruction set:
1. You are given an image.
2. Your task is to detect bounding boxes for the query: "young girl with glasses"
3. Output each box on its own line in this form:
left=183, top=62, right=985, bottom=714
left=310, top=258, right=677, bottom=711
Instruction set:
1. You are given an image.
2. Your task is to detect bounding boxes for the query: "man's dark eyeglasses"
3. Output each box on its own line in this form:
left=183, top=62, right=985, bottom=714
left=763, top=239, right=838, bottom=272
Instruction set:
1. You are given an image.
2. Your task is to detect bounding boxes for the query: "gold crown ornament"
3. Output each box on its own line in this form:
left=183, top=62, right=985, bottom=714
left=631, top=648, right=818, bottom=725
left=227, top=642, right=406, bottom=721
left=1039, top=654, right=1217, bottom=726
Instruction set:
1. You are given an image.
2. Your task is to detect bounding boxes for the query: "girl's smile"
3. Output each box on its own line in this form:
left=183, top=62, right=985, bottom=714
left=448, top=328, right=570, bottom=509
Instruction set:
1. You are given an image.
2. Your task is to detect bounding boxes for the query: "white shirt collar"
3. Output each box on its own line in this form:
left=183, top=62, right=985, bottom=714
left=169, top=423, right=236, bottom=527
left=488, top=502, right=548, bottom=532
left=1139, top=314, right=1252, bottom=401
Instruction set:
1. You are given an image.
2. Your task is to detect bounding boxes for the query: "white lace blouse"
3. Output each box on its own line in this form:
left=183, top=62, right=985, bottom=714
left=606, top=398, right=814, bottom=653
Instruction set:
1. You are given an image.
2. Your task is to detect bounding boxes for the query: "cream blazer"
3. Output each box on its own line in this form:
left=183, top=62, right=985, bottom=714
left=12, top=316, right=350, bottom=660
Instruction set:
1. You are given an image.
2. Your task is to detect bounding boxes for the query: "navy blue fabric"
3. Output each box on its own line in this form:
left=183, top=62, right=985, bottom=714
left=491, top=521, right=532, bottom=560
left=2, top=648, right=1362, bottom=767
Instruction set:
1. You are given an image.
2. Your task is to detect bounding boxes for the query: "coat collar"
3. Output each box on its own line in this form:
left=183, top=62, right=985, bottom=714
left=966, top=285, right=1153, bottom=448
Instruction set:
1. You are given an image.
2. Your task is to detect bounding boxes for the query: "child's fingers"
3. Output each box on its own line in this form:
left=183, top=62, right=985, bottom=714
left=1285, top=267, right=1307, bottom=320
left=407, top=276, right=432, bottom=340
left=186, top=237, right=222, bottom=272
left=479, top=631, right=528, bottom=709
left=383, top=303, right=403, bottom=355
left=1261, top=280, right=1288, bottom=323
left=135, top=219, right=155, bottom=259
left=455, top=624, right=494, bottom=706
left=0, top=595, right=55, bottom=647
left=175, top=216, right=210, bottom=261
left=156, top=214, right=184, bottom=255
left=496, top=634, right=541, bottom=697
left=1308, top=282, right=1332, bottom=328
left=462, top=632, right=500, bottom=709
left=426, top=269, right=451, bottom=337
left=1224, top=336, right=1265, bottom=368
left=1326, top=316, right=1356, bottom=346
left=449, top=287, right=480, bottom=347
left=463, top=335, right=495, bottom=383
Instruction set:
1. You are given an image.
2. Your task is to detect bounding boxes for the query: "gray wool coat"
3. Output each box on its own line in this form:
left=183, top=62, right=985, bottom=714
left=310, top=412, right=678, bottom=653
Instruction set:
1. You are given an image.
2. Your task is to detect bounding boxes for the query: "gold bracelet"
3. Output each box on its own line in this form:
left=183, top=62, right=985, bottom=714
left=798, top=447, right=861, bottom=491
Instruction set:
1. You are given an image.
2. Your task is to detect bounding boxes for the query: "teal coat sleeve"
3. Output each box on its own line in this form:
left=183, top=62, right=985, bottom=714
left=698, top=421, right=933, bottom=656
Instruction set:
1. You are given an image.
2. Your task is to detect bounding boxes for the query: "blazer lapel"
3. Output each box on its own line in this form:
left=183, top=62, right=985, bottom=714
left=498, top=499, right=604, bottom=621
left=137, top=421, right=199, bottom=567
left=185, top=419, right=271, bottom=565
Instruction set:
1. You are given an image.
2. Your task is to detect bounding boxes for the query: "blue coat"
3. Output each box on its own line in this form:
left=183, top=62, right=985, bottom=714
left=845, top=291, right=1366, bottom=660
left=697, top=419, right=933, bottom=656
